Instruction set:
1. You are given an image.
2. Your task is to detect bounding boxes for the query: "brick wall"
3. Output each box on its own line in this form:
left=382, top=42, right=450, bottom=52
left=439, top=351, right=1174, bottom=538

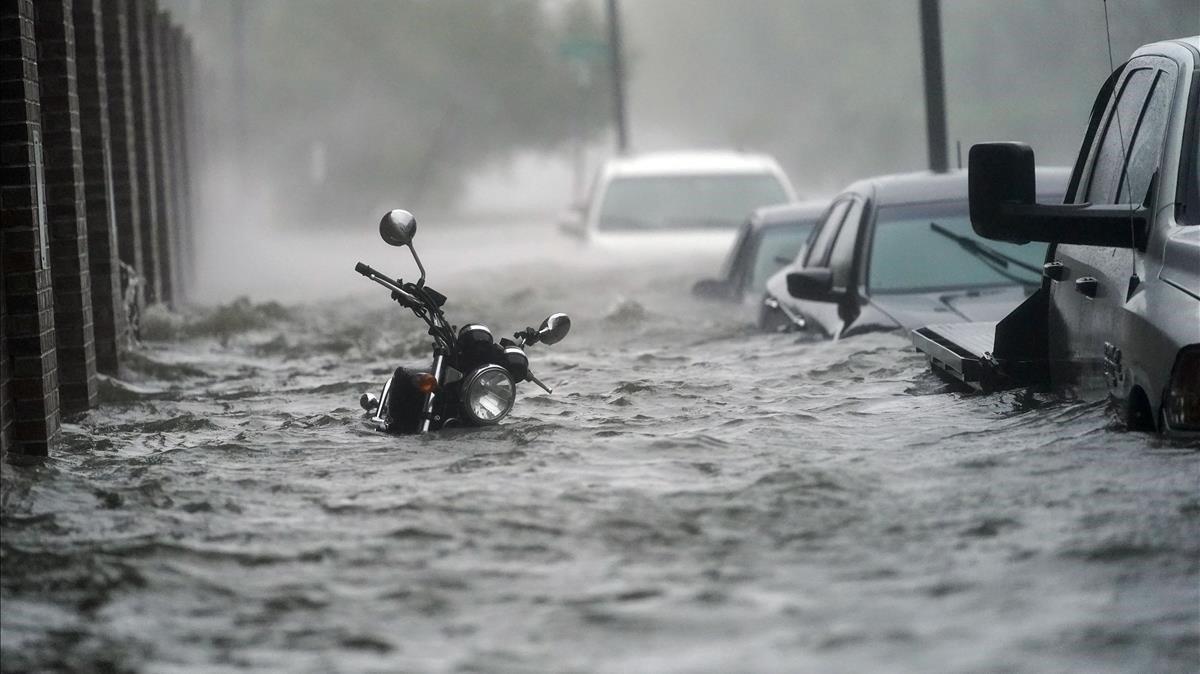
left=0, top=189, right=10, bottom=453
left=176, top=32, right=195, bottom=295
left=125, top=0, right=158, bottom=305
left=34, top=0, right=98, bottom=416
left=149, top=9, right=173, bottom=306
left=167, top=24, right=188, bottom=301
left=72, top=0, right=123, bottom=375
left=101, top=0, right=140, bottom=318
left=1, top=0, right=60, bottom=457
left=3, top=0, right=197, bottom=459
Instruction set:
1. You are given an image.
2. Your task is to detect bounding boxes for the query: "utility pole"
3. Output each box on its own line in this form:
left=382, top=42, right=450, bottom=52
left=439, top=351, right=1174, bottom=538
left=605, top=0, right=629, bottom=154
left=919, top=0, right=948, bottom=173
left=231, top=0, right=247, bottom=154
left=571, top=62, right=591, bottom=202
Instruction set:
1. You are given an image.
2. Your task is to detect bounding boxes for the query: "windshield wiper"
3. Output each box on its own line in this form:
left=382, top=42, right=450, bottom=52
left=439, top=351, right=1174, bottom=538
left=928, top=222, right=1042, bottom=283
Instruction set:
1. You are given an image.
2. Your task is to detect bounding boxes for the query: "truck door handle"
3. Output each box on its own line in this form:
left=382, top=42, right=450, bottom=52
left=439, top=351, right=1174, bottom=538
left=1043, top=261, right=1066, bottom=281
left=1074, top=277, right=1098, bottom=298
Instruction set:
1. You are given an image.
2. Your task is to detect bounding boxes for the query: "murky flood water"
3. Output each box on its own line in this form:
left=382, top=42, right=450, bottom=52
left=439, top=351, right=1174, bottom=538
left=2, top=221, right=1197, bottom=673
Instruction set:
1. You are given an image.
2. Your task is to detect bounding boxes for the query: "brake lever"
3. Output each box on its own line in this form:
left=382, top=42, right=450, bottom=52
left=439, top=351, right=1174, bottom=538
left=513, top=327, right=537, bottom=347
left=390, top=290, right=413, bottom=307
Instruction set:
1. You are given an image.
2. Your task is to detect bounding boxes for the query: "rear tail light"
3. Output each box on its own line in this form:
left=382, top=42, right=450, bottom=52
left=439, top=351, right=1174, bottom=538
left=1163, top=347, right=1200, bottom=431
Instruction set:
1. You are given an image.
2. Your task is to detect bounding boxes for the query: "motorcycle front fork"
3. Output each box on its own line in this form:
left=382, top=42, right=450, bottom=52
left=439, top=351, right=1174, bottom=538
left=418, top=349, right=447, bottom=433
left=368, top=347, right=447, bottom=434
left=368, top=377, right=392, bottom=430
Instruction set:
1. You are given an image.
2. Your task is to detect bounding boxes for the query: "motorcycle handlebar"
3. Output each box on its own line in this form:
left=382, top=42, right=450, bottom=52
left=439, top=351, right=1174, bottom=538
left=355, top=261, right=420, bottom=308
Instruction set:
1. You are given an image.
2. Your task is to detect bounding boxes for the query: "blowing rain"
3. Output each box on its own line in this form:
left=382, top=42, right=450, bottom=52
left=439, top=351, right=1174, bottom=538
left=1, top=1, right=1198, bottom=672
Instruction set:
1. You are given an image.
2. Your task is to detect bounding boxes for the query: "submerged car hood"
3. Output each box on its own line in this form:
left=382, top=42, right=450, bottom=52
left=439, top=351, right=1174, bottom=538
left=871, top=285, right=1031, bottom=330
left=761, top=265, right=1032, bottom=335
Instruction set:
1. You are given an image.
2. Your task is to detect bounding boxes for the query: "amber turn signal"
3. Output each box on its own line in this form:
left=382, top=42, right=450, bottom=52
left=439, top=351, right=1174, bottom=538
left=415, top=372, right=438, bottom=394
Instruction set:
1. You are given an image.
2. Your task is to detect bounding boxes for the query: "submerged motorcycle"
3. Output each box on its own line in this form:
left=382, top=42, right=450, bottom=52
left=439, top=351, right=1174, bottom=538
left=356, top=209, right=570, bottom=434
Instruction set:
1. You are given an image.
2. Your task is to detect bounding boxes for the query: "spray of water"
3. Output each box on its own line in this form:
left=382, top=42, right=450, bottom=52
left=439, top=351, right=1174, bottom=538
left=157, top=0, right=1195, bottom=304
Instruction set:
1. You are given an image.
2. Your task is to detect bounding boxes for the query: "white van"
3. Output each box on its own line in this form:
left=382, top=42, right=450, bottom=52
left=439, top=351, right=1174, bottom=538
left=560, top=150, right=797, bottom=258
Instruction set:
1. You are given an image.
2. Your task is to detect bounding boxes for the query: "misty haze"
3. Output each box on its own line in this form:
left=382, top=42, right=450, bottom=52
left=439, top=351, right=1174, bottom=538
left=1, top=1, right=1198, bottom=672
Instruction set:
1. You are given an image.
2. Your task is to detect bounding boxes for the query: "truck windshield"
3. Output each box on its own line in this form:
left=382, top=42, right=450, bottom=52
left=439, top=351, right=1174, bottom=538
left=597, top=173, right=789, bottom=231
left=868, top=200, right=1047, bottom=294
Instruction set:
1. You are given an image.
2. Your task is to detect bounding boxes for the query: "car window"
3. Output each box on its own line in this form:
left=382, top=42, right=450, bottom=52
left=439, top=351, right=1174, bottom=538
left=1085, top=67, right=1155, bottom=204
left=1119, top=66, right=1177, bottom=205
left=596, top=173, right=789, bottom=231
left=868, top=200, right=1047, bottom=294
left=829, top=199, right=864, bottom=288
left=749, top=222, right=817, bottom=293
left=803, top=200, right=851, bottom=267
left=718, top=221, right=754, bottom=280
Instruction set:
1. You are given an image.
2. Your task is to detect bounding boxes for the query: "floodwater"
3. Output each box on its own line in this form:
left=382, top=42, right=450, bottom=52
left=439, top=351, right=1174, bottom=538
left=2, top=220, right=1198, bottom=673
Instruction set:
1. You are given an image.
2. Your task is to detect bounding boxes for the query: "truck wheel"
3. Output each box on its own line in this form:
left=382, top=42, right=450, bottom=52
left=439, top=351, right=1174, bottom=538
left=1123, top=387, right=1155, bottom=432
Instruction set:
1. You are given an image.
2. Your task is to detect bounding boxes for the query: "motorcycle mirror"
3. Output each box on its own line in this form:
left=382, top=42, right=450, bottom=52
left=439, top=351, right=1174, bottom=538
left=537, top=313, right=571, bottom=345
left=379, top=209, right=417, bottom=247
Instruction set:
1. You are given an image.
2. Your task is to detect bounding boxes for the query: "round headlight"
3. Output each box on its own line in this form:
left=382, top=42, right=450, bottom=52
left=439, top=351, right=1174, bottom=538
left=461, top=364, right=516, bottom=425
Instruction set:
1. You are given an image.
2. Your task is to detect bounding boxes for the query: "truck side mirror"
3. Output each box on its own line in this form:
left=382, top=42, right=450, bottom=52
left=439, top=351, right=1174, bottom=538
left=969, top=142, right=1148, bottom=249
left=786, top=267, right=840, bottom=303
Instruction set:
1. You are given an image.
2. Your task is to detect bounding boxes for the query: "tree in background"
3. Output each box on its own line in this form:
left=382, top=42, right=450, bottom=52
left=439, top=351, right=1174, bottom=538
left=172, top=0, right=611, bottom=227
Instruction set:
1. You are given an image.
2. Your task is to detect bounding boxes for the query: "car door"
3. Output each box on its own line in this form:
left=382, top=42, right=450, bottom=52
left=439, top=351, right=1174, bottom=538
left=827, top=197, right=867, bottom=337
left=794, top=197, right=854, bottom=336
left=721, top=221, right=756, bottom=293
left=1048, top=56, right=1179, bottom=395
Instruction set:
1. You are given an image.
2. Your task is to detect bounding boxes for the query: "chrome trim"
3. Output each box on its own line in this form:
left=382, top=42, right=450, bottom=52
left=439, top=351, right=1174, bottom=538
left=371, top=378, right=393, bottom=431
left=763, top=293, right=807, bottom=329
left=360, top=392, right=379, bottom=412
left=419, top=352, right=447, bottom=433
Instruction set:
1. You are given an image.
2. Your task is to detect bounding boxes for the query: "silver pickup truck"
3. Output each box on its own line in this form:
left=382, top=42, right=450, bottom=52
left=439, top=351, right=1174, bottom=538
left=913, top=36, right=1199, bottom=436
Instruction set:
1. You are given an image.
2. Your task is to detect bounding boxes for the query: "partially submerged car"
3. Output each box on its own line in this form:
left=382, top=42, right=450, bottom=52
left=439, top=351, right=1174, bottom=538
left=760, top=169, right=1070, bottom=335
left=692, top=200, right=827, bottom=307
left=913, top=36, right=1199, bottom=435
left=559, top=150, right=796, bottom=257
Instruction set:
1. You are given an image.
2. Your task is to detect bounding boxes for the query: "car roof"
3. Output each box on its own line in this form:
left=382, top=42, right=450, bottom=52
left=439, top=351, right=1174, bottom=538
left=603, top=150, right=786, bottom=177
left=840, top=170, right=968, bottom=205
left=1150, top=36, right=1199, bottom=56
left=1175, top=36, right=1200, bottom=50
left=1132, top=36, right=1199, bottom=71
left=750, top=199, right=829, bottom=230
left=840, top=167, right=1072, bottom=205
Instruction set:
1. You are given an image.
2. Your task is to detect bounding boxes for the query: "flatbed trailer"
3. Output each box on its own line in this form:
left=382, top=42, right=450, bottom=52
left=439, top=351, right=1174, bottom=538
left=911, top=322, right=998, bottom=392
left=912, top=287, right=1053, bottom=394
